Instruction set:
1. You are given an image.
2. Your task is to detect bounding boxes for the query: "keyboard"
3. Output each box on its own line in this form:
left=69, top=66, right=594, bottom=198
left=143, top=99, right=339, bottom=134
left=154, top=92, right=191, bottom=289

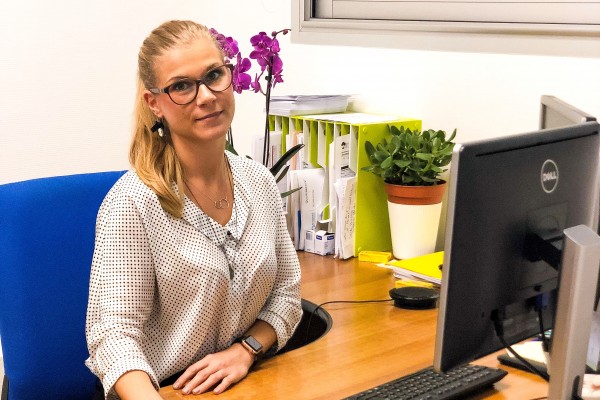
left=343, top=364, right=508, bottom=400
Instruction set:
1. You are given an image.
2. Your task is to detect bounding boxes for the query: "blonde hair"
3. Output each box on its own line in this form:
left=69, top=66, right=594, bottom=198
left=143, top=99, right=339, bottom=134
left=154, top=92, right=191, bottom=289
left=129, top=20, right=223, bottom=218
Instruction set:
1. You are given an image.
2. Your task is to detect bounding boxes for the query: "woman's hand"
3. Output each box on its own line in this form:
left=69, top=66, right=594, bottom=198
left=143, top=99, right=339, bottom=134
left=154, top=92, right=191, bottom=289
left=173, top=344, right=255, bottom=395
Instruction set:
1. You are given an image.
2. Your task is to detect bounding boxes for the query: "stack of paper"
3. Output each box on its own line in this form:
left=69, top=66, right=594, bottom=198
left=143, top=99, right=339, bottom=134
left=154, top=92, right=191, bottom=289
left=378, top=251, right=444, bottom=285
left=268, top=95, right=350, bottom=117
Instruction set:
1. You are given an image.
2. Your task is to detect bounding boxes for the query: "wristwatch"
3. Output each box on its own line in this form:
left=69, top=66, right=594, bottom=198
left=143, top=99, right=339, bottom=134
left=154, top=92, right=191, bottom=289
left=235, top=335, right=264, bottom=358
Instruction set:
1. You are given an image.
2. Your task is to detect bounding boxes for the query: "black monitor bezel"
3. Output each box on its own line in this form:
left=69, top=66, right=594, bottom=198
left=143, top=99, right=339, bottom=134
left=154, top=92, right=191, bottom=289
left=434, top=120, right=600, bottom=372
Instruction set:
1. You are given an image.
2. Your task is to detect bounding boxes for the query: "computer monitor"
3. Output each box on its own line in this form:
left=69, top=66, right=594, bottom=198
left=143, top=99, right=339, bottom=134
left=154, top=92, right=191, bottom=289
left=540, top=95, right=596, bottom=129
left=540, top=95, right=600, bottom=311
left=433, top=97, right=600, bottom=399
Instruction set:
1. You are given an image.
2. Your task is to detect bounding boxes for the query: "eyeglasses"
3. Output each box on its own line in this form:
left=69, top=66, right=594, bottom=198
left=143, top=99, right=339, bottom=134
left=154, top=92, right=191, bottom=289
left=148, top=64, right=233, bottom=105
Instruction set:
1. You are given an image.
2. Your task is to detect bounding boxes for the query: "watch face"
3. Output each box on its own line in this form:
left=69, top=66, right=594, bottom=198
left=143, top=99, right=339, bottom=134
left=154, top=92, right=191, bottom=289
left=244, top=336, right=263, bottom=353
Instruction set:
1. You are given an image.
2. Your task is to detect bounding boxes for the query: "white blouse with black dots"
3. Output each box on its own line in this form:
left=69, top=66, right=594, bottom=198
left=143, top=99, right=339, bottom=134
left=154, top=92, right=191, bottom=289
left=85, top=152, right=302, bottom=399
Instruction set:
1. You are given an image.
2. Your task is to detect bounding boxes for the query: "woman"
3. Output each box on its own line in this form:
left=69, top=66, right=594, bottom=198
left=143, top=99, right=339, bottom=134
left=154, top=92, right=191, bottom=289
left=85, top=20, right=302, bottom=400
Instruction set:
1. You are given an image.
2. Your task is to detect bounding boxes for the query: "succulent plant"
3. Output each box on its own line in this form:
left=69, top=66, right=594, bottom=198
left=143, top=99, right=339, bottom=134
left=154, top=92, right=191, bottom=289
left=363, top=125, right=456, bottom=186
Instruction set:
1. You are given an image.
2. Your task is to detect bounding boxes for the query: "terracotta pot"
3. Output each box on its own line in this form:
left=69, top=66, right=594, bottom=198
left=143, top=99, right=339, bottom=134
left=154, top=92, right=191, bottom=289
left=384, top=180, right=447, bottom=205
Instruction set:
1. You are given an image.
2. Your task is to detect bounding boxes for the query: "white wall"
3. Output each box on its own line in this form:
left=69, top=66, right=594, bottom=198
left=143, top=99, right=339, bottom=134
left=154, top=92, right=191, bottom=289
left=1, top=0, right=599, bottom=185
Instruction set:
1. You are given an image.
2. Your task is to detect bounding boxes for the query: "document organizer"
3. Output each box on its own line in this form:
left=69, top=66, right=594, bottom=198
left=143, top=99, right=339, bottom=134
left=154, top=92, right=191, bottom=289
left=269, top=113, right=421, bottom=257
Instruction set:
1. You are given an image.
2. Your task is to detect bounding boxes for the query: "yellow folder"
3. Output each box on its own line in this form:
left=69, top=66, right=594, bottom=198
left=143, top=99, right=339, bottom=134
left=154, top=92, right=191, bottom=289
left=386, top=251, right=444, bottom=284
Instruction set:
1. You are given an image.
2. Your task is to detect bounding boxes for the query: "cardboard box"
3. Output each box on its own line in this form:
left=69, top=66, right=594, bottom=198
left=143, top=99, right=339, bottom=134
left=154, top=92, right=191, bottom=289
left=314, top=230, right=335, bottom=256
left=304, top=230, right=315, bottom=254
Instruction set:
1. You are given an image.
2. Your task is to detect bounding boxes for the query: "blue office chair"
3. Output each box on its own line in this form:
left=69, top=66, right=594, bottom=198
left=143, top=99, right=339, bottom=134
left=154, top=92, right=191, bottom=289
left=0, top=171, right=126, bottom=400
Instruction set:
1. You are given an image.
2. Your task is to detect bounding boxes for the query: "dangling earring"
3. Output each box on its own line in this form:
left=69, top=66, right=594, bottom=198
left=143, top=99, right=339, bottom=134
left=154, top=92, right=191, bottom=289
left=226, top=127, right=234, bottom=148
left=151, top=120, right=165, bottom=138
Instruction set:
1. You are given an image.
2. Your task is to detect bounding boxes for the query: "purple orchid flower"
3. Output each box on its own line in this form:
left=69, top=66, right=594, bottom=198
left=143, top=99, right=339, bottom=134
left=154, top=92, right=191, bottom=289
left=249, top=73, right=261, bottom=93
left=211, top=28, right=288, bottom=95
left=232, top=53, right=252, bottom=93
left=209, top=28, right=239, bottom=60
left=247, top=33, right=285, bottom=94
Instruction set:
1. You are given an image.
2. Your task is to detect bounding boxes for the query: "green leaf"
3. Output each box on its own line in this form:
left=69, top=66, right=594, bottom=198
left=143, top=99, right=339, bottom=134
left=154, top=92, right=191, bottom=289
left=393, top=159, right=411, bottom=168
left=365, top=141, right=376, bottom=158
left=225, top=141, right=238, bottom=155
left=378, top=138, right=389, bottom=150
left=270, top=143, right=304, bottom=177
left=275, top=165, right=290, bottom=183
left=448, top=128, right=457, bottom=142
left=374, top=150, right=388, bottom=163
left=361, top=165, right=374, bottom=172
left=280, top=187, right=302, bottom=198
left=381, top=156, right=393, bottom=169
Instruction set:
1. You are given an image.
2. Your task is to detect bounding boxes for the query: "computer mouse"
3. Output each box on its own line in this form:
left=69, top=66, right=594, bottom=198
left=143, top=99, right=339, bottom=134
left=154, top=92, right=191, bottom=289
left=389, top=287, right=439, bottom=309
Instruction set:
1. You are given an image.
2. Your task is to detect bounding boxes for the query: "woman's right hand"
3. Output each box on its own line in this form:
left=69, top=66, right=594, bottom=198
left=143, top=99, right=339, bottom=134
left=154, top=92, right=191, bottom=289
left=173, top=344, right=255, bottom=395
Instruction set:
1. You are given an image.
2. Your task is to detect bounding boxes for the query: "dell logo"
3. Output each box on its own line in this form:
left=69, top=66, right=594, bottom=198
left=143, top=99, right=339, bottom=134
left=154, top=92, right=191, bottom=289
left=542, top=171, right=557, bottom=182
left=541, top=159, right=559, bottom=193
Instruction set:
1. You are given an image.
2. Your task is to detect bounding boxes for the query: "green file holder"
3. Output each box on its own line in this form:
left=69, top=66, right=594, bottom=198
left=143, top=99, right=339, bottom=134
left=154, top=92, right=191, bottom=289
left=270, top=113, right=421, bottom=256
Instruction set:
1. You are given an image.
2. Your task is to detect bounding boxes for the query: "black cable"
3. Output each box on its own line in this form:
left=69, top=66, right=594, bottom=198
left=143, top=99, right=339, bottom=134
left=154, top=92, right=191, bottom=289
left=492, top=315, right=550, bottom=382
left=537, top=308, right=550, bottom=353
left=498, top=334, right=550, bottom=381
left=305, top=299, right=393, bottom=343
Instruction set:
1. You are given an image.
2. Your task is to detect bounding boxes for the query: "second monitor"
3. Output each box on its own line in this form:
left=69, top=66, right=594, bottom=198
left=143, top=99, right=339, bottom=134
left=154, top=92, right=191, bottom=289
left=434, top=96, right=600, bottom=398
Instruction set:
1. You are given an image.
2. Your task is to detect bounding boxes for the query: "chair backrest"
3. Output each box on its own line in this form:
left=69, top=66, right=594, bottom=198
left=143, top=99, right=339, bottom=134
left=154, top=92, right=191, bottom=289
left=0, top=171, right=126, bottom=400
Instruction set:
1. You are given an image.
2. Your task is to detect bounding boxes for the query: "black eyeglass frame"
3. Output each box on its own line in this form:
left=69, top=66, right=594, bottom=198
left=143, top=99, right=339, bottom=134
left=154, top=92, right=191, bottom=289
left=148, top=64, right=234, bottom=105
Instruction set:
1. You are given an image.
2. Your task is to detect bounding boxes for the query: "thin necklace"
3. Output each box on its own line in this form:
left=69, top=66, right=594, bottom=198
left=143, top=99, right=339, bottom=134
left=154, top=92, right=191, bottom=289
left=185, top=161, right=230, bottom=209
left=185, top=157, right=238, bottom=279
left=183, top=156, right=235, bottom=224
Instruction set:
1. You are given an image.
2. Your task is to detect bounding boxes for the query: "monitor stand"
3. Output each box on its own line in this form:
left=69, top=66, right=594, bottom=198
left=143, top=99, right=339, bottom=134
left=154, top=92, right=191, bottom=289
left=548, top=225, right=600, bottom=399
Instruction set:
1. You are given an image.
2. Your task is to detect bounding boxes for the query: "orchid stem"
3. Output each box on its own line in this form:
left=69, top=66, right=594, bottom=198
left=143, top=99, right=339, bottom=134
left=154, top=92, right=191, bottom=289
left=262, top=61, right=273, bottom=167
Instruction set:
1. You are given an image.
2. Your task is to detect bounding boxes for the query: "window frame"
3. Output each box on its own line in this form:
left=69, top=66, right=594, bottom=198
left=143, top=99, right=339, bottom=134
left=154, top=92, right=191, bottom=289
left=293, top=0, right=600, bottom=38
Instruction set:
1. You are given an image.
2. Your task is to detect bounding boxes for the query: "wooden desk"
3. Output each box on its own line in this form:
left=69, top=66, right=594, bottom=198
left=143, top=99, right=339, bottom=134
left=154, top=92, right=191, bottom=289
left=159, top=252, right=548, bottom=399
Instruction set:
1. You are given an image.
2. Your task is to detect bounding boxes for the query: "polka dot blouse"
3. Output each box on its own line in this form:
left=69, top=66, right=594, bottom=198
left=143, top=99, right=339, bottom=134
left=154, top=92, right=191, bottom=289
left=85, top=151, right=302, bottom=399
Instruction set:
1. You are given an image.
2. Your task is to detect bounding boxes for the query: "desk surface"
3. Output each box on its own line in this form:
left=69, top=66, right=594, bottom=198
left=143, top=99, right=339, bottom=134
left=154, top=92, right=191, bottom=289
left=159, top=252, right=547, bottom=399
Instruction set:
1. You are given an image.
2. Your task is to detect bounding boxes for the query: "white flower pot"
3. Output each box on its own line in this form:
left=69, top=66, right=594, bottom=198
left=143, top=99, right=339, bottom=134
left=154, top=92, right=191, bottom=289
left=388, top=201, right=443, bottom=259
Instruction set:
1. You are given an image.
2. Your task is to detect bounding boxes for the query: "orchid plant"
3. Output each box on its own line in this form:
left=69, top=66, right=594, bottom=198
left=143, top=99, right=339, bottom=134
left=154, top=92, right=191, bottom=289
left=210, top=29, right=285, bottom=97
left=210, top=28, right=303, bottom=196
